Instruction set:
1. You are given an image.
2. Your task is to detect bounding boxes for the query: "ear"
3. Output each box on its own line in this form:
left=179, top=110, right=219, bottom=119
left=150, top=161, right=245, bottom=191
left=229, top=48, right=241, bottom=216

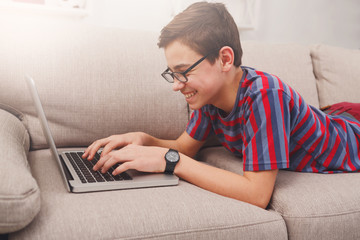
left=218, top=46, right=234, bottom=72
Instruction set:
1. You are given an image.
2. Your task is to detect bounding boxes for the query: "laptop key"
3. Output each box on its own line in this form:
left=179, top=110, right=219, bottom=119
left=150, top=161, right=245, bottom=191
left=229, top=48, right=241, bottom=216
left=66, top=151, right=132, bottom=183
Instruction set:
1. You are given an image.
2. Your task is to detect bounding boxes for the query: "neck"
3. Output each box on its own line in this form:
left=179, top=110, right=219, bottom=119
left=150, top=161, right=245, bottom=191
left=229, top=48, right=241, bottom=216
left=216, top=67, right=244, bottom=115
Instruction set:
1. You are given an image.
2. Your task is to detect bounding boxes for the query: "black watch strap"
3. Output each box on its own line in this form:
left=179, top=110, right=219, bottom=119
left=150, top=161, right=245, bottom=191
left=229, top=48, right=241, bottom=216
left=165, top=149, right=180, bottom=174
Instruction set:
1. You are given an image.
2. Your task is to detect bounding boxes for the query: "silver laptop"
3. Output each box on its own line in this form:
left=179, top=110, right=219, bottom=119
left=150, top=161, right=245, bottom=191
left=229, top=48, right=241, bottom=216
left=25, top=76, right=179, bottom=193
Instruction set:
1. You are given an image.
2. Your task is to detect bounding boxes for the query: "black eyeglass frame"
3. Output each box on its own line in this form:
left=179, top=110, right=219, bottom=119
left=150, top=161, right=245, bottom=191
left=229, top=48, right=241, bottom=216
left=161, top=55, right=208, bottom=83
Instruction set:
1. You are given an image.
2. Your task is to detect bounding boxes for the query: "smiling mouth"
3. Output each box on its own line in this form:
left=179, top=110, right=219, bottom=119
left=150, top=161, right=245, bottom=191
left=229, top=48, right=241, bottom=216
left=184, top=91, right=198, bottom=99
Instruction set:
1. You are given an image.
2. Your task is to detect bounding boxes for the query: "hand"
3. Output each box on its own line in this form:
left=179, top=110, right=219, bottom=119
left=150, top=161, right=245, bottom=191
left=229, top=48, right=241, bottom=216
left=93, top=144, right=167, bottom=175
left=82, top=132, right=149, bottom=161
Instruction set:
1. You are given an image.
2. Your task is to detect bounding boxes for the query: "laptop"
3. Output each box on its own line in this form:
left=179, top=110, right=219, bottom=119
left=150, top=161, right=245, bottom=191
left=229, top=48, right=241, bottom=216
left=25, top=76, right=179, bottom=193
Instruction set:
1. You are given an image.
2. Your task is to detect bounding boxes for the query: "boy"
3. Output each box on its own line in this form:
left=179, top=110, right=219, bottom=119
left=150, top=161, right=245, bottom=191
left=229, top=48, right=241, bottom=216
left=82, top=2, right=360, bottom=209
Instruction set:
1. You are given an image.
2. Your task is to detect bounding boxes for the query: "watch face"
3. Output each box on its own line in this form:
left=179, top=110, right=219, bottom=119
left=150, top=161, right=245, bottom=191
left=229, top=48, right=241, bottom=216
left=166, top=151, right=179, bottom=162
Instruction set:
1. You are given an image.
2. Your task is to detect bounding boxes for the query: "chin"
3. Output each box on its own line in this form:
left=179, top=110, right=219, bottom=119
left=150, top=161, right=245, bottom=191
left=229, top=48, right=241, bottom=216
left=188, top=103, right=204, bottom=110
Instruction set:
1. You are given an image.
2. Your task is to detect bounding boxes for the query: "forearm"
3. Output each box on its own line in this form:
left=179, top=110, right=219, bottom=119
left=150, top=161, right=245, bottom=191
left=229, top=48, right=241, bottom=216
left=143, top=132, right=201, bottom=158
left=144, top=134, right=178, bottom=150
left=174, top=153, right=277, bottom=209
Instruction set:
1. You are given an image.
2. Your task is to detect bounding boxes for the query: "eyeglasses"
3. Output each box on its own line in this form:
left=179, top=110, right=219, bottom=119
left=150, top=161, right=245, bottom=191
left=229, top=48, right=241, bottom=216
left=161, top=55, right=208, bottom=83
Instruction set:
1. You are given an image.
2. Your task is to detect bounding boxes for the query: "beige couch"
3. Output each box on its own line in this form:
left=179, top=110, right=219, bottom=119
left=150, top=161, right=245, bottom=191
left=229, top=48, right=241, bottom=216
left=1, top=23, right=360, bottom=240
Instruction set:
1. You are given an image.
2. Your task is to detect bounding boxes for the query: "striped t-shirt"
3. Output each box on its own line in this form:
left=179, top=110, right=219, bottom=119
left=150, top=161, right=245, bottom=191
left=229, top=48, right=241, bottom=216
left=186, top=67, right=360, bottom=173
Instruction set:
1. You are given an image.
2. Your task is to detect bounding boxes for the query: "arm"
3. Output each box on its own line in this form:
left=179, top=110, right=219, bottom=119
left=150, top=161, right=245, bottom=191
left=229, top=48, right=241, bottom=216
left=152, top=132, right=278, bottom=208
left=84, top=131, right=277, bottom=209
left=175, top=155, right=278, bottom=209
left=82, top=130, right=204, bottom=160
left=147, top=131, right=205, bottom=158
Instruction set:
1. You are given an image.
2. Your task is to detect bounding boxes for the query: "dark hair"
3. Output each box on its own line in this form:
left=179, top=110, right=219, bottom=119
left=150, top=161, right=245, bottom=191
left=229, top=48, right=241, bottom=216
left=158, top=2, right=242, bottom=67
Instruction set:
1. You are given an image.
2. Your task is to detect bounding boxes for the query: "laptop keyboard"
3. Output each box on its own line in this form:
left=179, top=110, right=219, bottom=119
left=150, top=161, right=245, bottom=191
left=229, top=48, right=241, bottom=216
left=65, top=152, right=132, bottom=183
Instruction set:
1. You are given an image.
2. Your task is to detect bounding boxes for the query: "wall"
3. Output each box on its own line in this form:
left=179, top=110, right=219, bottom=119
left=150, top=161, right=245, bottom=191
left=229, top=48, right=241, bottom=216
left=0, top=0, right=359, bottom=48
left=84, top=0, right=360, bottom=49
left=240, top=0, right=360, bottom=49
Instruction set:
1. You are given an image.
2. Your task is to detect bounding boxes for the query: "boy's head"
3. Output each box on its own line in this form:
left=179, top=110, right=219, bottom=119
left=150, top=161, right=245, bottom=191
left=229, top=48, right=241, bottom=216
left=158, top=2, right=242, bottom=67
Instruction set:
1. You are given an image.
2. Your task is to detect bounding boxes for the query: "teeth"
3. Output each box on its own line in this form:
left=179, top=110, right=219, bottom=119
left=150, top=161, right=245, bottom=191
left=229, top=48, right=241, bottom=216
left=184, top=91, right=197, bottom=99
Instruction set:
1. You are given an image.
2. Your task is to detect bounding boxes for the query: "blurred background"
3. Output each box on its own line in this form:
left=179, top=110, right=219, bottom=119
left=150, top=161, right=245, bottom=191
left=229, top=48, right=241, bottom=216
left=0, top=0, right=359, bottom=48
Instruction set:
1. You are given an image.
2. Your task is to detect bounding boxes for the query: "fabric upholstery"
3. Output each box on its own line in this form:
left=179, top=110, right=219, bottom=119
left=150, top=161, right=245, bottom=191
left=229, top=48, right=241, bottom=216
left=0, top=23, right=188, bottom=150
left=197, top=146, right=244, bottom=175
left=0, top=109, right=40, bottom=234
left=198, top=146, right=360, bottom=240
left=242, top=41, right=319, bottom=108
left=311, top=44, right=360, bottom=108
left=270, top=170, right=360, bottom=240
left=9, top=149, right=287, bottom=240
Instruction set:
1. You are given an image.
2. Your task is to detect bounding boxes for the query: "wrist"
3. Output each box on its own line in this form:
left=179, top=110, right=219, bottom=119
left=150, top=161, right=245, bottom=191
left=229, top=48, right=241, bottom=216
left=138, top=132, right=153, bottom=146
left=164, top=149, right=180, bottom=174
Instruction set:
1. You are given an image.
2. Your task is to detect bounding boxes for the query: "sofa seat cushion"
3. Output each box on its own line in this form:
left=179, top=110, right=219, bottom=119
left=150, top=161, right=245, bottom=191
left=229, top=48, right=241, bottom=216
left=10, top=149, right=287, bottom=240
left=311, top=44, right=360, bottom=108
left=197, top=146, right=244, bottom=175
left=198, top=146, right=360, bottom=239
left=0, top=108, right=40, bottom=234
left=270, top=170, right=360, bottom=240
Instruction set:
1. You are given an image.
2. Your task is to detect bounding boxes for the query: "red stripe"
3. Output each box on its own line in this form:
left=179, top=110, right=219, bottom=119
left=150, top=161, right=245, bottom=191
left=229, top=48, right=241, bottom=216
left=214, top=128, right=242, bottom=142
left=260, top=91, right=277, bottom=170
left=299, top=120, right=317, bottom=144
left=293, top=105, right=310, bottom=133
left=296, top=154, right=313, bottom=171
left=209, top=114, right=244, bottom=127
left=337, top=119, right=357, bottom=171
left=248, top=103, right=259, bottom=170
left=335, top=119, right=354, bottom=171
left=319, top=116, right=331, bottom=155
left=190, top=110, right=202, bottom=138
left=346, top=119, right=360, bottom=162
left=323, top=131, right=341, bottom=168
left=278, top=90, right=289, bottom=167
left=255, top=71, right=277, bottom=169
left=295, top=113, right=321, bottom=171
left=307, top=117, right=325, bottom=154
left=255, top=71, right=270, bottom=89
left=355, top=132, right=360, bottom=164
left=202, top=123, right=212, bottom=141
left=310, top=160, right=319, bottom=172
left=290, top=144, right=302, bottom=158
left=276, top=76, right=284, bottom=90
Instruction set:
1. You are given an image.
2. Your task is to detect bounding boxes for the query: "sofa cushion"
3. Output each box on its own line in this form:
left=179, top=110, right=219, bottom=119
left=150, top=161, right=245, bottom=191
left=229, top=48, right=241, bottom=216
left=242, top=42, right=319, bottom=108
left=270, top=170, right=360, bottom=240
left=9, top=149, right=287, bottom=240
left=311, top=44, right=360, bottom=108
left=198, top=146, right=360, bottom=240
left=197, top=146, right=244, bottom=175
left=0, top=108, right=40, bottom=234
left=0, top=23, right=188, bottom=150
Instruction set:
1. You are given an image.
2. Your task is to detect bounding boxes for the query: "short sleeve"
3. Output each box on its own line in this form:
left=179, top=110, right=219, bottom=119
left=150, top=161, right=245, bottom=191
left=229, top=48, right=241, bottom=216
left=186, top=108, right=214, bottom=141
left=242, top=89, right=292, bottom=171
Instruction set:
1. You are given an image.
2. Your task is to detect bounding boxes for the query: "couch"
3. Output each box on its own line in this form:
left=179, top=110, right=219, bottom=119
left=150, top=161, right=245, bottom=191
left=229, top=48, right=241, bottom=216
left=1, top=22, right=360, bottom=240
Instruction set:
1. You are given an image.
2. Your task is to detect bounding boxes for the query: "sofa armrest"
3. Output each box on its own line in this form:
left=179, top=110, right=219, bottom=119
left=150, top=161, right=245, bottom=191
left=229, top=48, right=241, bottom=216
left=0, top=108, right=40, bottom=234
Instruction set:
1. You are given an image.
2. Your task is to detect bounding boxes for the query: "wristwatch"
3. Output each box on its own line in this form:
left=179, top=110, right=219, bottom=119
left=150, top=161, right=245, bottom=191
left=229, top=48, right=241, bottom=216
left=164, top=149, right=180, bottom=174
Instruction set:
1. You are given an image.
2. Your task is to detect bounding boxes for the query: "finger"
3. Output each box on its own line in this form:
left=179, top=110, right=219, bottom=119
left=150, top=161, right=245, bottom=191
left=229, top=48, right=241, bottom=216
left=82, top=142, right=94, bottom=159
left=88, top=138, right=110, bottom=160
left=112, top=162, right=133, bottom=176
left=93, top=154, right=111, bottom=171
left=81, top=142, right=95, bottom=159
left=100, top=154, right=129, bottom=173
left=101, top=141, right=123, bottom=157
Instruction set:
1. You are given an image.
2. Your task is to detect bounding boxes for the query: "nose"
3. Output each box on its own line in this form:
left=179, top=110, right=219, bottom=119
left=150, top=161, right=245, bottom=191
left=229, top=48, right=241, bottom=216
left=172, top=78, right=185, bottom=92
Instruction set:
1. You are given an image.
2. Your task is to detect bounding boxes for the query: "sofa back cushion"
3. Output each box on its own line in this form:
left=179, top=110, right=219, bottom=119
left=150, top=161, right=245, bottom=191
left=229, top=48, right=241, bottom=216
left=311, top=44, right=360, bottom=108
left=0, top=23, right=188, bottom=150
left=242, top=42, right=319, bottom=108
left=0, top=108, right=40, bottom=233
